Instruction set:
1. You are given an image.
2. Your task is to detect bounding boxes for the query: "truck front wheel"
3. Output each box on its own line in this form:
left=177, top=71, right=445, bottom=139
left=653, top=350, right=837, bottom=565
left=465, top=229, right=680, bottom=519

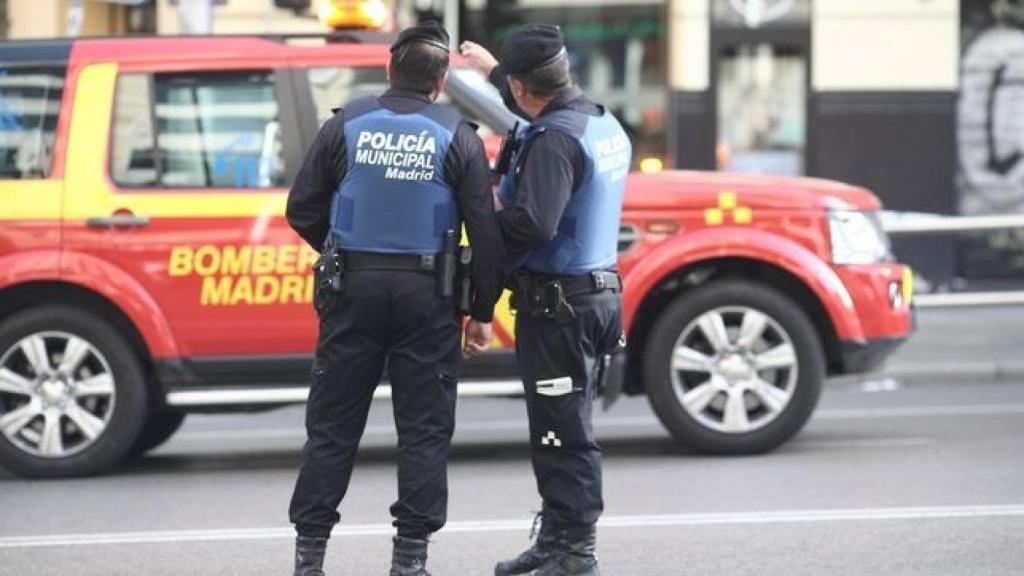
left=642, top=280, right=825, bottom=454
left=0, top=306, right=148, bottom=477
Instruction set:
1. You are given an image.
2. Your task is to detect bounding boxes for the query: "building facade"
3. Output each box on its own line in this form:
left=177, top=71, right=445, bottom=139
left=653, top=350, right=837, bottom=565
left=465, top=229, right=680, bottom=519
left=0, top=0, right=334, bottom=39
left=465, top=0, right=1020, bottom=214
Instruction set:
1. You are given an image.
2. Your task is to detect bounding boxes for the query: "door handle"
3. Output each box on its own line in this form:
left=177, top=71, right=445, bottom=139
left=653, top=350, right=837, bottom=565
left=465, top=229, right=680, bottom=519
left=85, top=214, right=151, bottom=229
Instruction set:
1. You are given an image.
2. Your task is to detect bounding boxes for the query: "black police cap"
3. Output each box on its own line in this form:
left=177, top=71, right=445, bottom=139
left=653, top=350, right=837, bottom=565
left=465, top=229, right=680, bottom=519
left=500, top=24, right=566, bottom=75
left=391, top=19, right=450, bottom=53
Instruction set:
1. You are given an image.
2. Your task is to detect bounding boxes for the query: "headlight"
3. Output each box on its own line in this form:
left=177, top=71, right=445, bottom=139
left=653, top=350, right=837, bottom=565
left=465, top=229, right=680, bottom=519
left=828, top=210, right=892, bottom=265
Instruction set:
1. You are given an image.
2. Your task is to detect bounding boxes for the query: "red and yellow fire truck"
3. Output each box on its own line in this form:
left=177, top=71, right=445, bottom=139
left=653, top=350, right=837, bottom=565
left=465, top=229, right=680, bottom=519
left=0, top=35, right=913, bottom=477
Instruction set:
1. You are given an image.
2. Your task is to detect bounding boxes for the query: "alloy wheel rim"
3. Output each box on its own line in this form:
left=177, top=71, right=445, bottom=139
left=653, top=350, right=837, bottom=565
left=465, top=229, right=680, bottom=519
left=0, top=331, right=116, bottom=458
left=669, top=306, right=798, bottom=434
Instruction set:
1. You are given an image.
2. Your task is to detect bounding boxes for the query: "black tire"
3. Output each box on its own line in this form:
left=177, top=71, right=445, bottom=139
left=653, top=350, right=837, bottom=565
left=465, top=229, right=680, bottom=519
left=130, top=410, right=186, bottom=456
left=0, top=306, right=148, bottom=477
left=642, top=280, right=825, bottom=455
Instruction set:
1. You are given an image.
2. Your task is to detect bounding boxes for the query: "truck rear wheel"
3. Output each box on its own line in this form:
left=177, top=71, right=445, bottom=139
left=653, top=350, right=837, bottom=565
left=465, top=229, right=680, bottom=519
left=0, top=306, right=147, bottom=477
left=642, top=280, right=824, bottom=454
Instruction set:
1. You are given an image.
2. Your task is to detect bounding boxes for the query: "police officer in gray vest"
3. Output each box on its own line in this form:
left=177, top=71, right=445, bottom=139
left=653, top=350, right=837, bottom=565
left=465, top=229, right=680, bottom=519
left=462, top=25, right=631, bottom=576
left=286, top=21, right=504, bottom=576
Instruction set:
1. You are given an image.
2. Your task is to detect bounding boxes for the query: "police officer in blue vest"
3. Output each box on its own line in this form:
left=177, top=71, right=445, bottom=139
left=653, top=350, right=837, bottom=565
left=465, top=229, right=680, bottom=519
left=462, top=25, right=631, bottom=576
left=286, top=21, right=504, bottom=576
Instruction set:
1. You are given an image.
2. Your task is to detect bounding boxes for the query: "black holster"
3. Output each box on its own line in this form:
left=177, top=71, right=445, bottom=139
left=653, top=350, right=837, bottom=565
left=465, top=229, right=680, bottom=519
left=457, top=245, right=473, bottom=316
left=512, top=275, right=578, bottom=325
left=438, top=230, right=458, bottom=299
left=598, top=334, right=628, bottom=410
left=313, top=236, right=344, bottom=314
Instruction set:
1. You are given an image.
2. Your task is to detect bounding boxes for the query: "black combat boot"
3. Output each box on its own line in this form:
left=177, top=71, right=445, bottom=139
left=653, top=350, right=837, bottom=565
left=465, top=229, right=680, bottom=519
left=534, top=524, right=599, bottom=576
left=494, top=514, right=557, bottom=576
left=294, top=535, right=327, bottom=576
left=390, top=535, right=431, bottom=576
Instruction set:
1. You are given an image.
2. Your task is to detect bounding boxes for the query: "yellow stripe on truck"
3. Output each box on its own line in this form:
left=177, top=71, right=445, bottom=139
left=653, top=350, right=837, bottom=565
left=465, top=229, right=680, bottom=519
left=0, top=181, right=63, bottom=221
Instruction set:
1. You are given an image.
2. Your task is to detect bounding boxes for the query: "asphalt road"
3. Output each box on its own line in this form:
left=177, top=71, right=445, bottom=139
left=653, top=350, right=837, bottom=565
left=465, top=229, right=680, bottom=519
left=877, top=305, right=1024, bottom=383
left=1, top=375, right=1023, bottom=576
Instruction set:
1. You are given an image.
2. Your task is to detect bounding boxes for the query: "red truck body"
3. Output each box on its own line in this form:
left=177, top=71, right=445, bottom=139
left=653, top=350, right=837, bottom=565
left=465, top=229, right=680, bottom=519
left=0, top=36, right=912, bottom=477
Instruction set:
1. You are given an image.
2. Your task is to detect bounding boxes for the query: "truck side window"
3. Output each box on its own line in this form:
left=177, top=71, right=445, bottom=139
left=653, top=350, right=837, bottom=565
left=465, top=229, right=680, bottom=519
left=110, top=70, right=285, bottom=189
left=306, top=66, right=388, bottom=127
left=0, top=66, right=65, bottom=180
left=111, top=74, right=158, bottom=186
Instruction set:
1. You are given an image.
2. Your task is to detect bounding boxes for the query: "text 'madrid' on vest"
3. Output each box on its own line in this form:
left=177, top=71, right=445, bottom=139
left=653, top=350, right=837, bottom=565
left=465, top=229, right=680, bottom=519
left=499, top=106, right=632, bottom=276
left=331, top=96, right=462, bottom=256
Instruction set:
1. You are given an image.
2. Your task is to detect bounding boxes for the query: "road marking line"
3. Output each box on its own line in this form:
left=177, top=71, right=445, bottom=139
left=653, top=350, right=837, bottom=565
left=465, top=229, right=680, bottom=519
left=2, top=505, right=1023, bottom=549
left=172, top=404, right=1024, bottom=442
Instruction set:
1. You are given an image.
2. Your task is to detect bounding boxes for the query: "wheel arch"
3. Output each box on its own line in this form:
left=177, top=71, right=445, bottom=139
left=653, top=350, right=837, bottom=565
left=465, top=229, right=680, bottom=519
left=623, top=256, right=846, bottom=395
left=0, top=280, right=159, bottom=395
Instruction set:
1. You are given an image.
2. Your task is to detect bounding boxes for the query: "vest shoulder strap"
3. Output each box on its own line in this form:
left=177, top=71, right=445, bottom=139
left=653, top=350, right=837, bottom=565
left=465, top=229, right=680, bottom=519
left=418, top=102, right=464, bottom=134
left=342, top=96, right=463, bottom=134
left=531, top=108, right=589, bottom=140
left=342, top=95, right=381, bottom=121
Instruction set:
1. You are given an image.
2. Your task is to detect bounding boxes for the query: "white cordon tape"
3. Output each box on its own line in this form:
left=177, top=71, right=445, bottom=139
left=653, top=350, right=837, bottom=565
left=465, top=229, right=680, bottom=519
left=883, top=213, right=1024, bottom=234
left=913, top=292, right=1024, bottom=308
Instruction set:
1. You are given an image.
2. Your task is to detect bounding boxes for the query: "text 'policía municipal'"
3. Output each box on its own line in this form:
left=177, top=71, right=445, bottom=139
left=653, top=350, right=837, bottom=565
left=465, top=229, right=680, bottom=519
left=354, top=130, right=438, bottom=182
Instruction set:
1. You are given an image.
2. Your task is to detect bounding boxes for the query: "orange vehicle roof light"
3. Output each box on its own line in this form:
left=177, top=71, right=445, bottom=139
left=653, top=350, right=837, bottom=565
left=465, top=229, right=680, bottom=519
left=319, top=0, right=390, bottom=31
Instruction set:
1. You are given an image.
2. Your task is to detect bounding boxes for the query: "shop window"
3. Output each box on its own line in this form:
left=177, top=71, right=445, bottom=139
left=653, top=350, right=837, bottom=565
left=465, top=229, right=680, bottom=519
left=716, top=43, right=806, bottom=175
left=111, top=70, right=284, bottom=189
left=712, top=0, right=810, bottom=29
left=465, top=4, right=669, bottom=166
left=0, top=67, right=65, bottom=179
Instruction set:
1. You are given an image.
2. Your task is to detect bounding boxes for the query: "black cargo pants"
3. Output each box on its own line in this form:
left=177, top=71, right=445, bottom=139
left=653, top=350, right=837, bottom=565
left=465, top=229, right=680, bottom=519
left=514, top=287, right=623, bottom=528
left=289, top=268, right=461, bottom=539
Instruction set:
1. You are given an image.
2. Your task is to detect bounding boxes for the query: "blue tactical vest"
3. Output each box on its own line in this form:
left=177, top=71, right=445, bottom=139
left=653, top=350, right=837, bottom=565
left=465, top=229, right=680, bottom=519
left=330, top=96, right=461, bottom=255
left=498, top=107, right=632, bottom=275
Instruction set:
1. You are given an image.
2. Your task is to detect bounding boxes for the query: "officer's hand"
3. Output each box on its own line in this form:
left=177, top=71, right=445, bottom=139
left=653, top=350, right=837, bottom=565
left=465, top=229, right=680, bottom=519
left=463, top=320, right=494, bottom=357
left=459, top=41, right=499, bottom=77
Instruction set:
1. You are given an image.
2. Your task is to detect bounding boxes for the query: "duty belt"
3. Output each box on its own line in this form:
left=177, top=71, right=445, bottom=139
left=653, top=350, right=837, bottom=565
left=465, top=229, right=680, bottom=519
left=342, top=250, right=436, bottom=272
left=512, top=270, right=622, bottom=324
left=553, top=270, right=622, bottom=297
left=332, top=234, right=466, bottom=313
left=515, top=270, right=622, bottom=297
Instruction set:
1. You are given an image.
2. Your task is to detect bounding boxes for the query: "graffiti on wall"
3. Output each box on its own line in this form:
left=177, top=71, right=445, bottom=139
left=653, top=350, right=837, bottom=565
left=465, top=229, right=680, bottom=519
left=959, top=0, right=1024, bottom=215
left=958, top=0, right=1024, bottom=275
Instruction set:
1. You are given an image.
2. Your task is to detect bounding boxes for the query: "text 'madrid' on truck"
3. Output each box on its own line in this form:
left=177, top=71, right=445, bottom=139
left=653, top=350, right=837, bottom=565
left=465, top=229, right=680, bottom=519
left=0, top=35, right=914, bottom=477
